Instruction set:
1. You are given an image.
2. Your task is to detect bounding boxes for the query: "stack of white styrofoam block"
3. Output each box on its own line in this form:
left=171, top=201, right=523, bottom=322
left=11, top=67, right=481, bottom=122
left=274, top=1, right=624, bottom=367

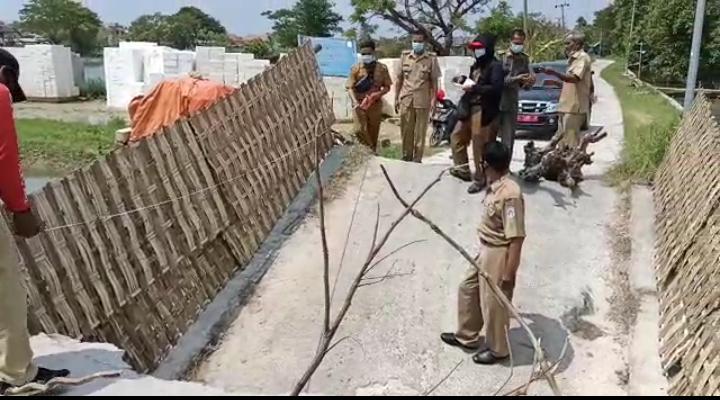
left=3, top=45, right=80, bottom=99
left=223, top=54, right=239, bottom=86
left=238, top=59, right=270, bottom=84
left=105, top=42, right=199, bottom=109
left=196, top=46, right=268, bottom=87
left=104, top=46, right=145, bottom=110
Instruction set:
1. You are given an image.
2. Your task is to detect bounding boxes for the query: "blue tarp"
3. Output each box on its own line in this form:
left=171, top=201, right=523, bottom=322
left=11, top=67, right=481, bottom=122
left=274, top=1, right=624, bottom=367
left=298, top=36, right=357, bottom=78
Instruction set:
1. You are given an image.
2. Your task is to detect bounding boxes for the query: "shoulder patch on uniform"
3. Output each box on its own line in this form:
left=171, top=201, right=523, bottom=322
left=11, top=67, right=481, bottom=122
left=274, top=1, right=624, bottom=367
left=506, top=205, right=516, bottom=220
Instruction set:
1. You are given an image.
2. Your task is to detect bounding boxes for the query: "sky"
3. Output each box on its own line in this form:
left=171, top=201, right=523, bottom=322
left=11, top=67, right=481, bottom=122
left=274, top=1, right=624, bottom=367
left=3, top=0, right=612, bottom=36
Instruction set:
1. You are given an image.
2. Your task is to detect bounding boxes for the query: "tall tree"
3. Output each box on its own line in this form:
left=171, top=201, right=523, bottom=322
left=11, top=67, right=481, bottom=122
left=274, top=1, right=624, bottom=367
left=262, top=0, right=343, bottom=49
left=351, top=0, right=490, bottom=56
left=19, top=0, right=103, bottom=55
left=475, top=0, right=520, bottom=44
left=640, top=0, right=720, bottom=84
left=128, top=6, right=228, bottom=49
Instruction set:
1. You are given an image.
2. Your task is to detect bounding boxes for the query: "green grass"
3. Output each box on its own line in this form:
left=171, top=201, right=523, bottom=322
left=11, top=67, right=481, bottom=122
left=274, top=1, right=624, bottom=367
left=602, top=61, right=681, bottom=184
left=377, top=142, right=446, bottom=160
left=16, top=117, right=126, bottom=174
left=379, top=142, right=404, bottom=159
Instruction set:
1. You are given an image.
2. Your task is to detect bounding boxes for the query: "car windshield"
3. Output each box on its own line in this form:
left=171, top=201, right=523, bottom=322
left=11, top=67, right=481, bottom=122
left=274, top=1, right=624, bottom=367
left=530, top=73, right=563, bottom=89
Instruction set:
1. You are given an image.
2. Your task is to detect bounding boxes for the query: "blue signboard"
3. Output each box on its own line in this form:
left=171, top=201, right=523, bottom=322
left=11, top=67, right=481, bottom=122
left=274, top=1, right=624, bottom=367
left=298, top=36, right=357, bottom=78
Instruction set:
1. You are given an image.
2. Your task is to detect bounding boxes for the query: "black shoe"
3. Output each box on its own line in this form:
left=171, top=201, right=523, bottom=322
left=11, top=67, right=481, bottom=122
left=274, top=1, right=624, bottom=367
left=472, top=349, right=509, bottom=365
left=450, top=169, right=472, bottom=182
left=467, top=181, right=486, bottom=194
left=0, top=368, right=69, bottom=395
left=34, top=367, right=71, bottom=384
left=440, top=333, right=478, bottom=351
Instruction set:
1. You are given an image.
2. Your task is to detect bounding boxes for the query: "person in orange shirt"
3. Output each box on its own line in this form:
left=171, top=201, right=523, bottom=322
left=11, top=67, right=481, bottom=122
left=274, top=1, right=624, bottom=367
left=0, top=49, right=70, bottom=394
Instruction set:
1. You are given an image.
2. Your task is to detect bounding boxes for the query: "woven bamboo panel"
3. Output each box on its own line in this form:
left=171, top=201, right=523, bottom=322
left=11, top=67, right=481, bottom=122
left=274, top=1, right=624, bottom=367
left=13, top=45, right=334, bottom=371
left=654, top=93, right=720, bottom=396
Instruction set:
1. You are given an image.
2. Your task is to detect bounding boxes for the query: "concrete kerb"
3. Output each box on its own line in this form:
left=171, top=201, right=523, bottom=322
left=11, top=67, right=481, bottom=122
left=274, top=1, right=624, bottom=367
left=153, top=146, right=350, bottom=381
left=627, top=185, right=667, bottom=396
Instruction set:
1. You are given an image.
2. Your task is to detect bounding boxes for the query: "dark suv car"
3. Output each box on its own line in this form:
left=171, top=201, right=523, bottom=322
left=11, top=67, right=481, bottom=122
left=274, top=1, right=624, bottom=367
left=517, top=61, right=593, bottom=138
left=516, top=61, right=566, bottom=137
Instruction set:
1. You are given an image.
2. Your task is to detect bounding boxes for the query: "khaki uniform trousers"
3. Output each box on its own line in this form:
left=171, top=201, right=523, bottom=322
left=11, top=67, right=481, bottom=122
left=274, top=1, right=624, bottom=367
left=499, top=107, right=518, bottom=158
left=554, top=112, right=586, bottom=148
left=0, top=217, right=37, bottom=386
left=456, top=244, right=514, bottom=357
left=400, top=105, right=430, bottom=162
left=353, top=101, right=383, bottom=152
left=451, top=107, right=500, bottom=183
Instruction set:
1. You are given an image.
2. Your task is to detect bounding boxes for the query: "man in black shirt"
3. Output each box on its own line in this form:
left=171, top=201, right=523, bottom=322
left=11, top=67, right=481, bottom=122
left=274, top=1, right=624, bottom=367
left=450, top=34, right=505, bottom=194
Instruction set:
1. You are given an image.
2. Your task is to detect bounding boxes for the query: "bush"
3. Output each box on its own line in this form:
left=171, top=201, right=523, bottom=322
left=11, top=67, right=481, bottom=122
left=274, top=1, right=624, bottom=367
left=79, top=78, right=106, bottom=99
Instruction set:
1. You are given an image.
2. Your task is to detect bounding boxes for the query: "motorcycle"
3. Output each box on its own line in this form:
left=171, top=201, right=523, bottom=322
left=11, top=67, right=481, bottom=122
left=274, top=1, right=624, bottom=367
left=429, top=90, right=459, bottom=147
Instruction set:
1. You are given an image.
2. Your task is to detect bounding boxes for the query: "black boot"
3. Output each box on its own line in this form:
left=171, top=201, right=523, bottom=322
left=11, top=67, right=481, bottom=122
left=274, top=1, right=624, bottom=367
left=467, top=181, right=486, bottom=194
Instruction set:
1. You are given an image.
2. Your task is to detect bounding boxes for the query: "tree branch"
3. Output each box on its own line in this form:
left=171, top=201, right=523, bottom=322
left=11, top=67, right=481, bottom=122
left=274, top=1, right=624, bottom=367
left=423, top=359, right=464, bottom=396
left=291, top=169, right=447, bottom=396
left=315, top=130, right=331, bottom=336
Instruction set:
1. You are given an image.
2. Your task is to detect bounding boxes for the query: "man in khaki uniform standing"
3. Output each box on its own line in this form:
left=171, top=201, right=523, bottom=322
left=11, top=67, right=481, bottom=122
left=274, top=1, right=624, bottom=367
left=395, top=30, right=441, bottom=163
left=537, top=32, right=593, bottom=148
left=0, top=49, right=69, bottom=394
left=499, top=29, right=533, bottom=158
left=441, top=141, right=526, bottom=365
left=346, top=39, right=393, bottom=153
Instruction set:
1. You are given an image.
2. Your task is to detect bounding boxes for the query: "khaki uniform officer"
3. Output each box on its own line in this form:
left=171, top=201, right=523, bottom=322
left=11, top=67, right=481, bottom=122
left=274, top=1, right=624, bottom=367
left=395, top=30, right=441, bottom=163
left=442, top=141, right=526, bottom=365
left=538, top=32, right=593, bottom=148
left=346, top=40, right=393, bottom=153
left=499, top=29, right=533, bottom=158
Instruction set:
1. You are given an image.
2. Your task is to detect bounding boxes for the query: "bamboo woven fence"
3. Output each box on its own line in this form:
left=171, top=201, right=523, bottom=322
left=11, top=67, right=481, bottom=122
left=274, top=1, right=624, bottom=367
left=12, top=44, right=334, bottom=371
left=654, top=93, right=720, bottom=396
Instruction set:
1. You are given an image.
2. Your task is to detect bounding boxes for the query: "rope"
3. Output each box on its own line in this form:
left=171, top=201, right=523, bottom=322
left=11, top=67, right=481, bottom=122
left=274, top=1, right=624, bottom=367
left=43, top=131, right=332, bottom=232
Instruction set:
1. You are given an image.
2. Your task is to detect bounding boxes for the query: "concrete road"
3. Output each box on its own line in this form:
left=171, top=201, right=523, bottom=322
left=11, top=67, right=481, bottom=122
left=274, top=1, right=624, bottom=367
left=195, top=61, right=633, bottom=395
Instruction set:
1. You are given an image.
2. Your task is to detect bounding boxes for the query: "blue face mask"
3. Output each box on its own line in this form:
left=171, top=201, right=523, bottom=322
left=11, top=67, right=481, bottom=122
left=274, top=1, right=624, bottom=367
left=412, top=42, right=425, bottom=54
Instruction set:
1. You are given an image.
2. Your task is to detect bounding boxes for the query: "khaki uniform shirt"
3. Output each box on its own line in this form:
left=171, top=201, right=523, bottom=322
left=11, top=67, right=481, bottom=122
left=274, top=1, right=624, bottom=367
left=396, top=50, right=441, bottom=109
left=500, top=50, right=531, bottom=112
left=346, top=62, right=393, bottom=101
left=478, top=175, right=526, bottom=247
left=558, top=50, right=592, bottom=114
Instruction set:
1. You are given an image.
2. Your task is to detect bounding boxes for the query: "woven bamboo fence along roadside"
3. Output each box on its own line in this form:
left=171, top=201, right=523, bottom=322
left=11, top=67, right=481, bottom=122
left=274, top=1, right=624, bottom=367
left=654, top=93, right=720, bottom=396
left=13, top=44, right=334, bottom=372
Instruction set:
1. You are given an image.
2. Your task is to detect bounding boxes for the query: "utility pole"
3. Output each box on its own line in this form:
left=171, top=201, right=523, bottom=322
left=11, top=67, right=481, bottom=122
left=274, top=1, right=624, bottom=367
left=683, top=0, right=707, bottom=111
left=625, top=0, right=638, bottom=72
left=523, top=0, right=529, bottom=35
left=555, top=1, right=570, bottom=31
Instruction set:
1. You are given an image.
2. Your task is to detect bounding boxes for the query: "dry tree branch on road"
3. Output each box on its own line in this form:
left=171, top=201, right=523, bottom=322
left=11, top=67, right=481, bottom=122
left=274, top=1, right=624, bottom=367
left=380, top=165, right=562, bottom=396
left=290, top=150, right=449, bottom=396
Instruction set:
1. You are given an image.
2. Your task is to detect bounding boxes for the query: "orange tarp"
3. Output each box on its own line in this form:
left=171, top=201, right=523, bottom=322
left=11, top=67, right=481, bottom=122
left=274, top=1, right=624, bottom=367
left=129, top=77, right=236, bottom=142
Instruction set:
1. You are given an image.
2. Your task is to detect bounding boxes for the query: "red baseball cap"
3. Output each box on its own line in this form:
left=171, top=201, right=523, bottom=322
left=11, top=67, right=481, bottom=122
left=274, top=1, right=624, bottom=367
left=468, top=41, right=486, bottom=50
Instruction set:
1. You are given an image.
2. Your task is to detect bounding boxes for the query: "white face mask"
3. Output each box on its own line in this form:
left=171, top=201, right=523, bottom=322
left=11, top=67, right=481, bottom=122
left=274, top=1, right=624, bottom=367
left=510, top=44, right=524, bottom=54
left=361, top=54, right=376, bottom=64
left=474, top=48, right=487, bottom=58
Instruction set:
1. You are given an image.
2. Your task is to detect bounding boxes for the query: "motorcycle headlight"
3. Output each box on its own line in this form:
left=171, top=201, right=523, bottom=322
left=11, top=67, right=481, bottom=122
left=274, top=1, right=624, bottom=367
left=545, top=102, right=558, bottom=113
